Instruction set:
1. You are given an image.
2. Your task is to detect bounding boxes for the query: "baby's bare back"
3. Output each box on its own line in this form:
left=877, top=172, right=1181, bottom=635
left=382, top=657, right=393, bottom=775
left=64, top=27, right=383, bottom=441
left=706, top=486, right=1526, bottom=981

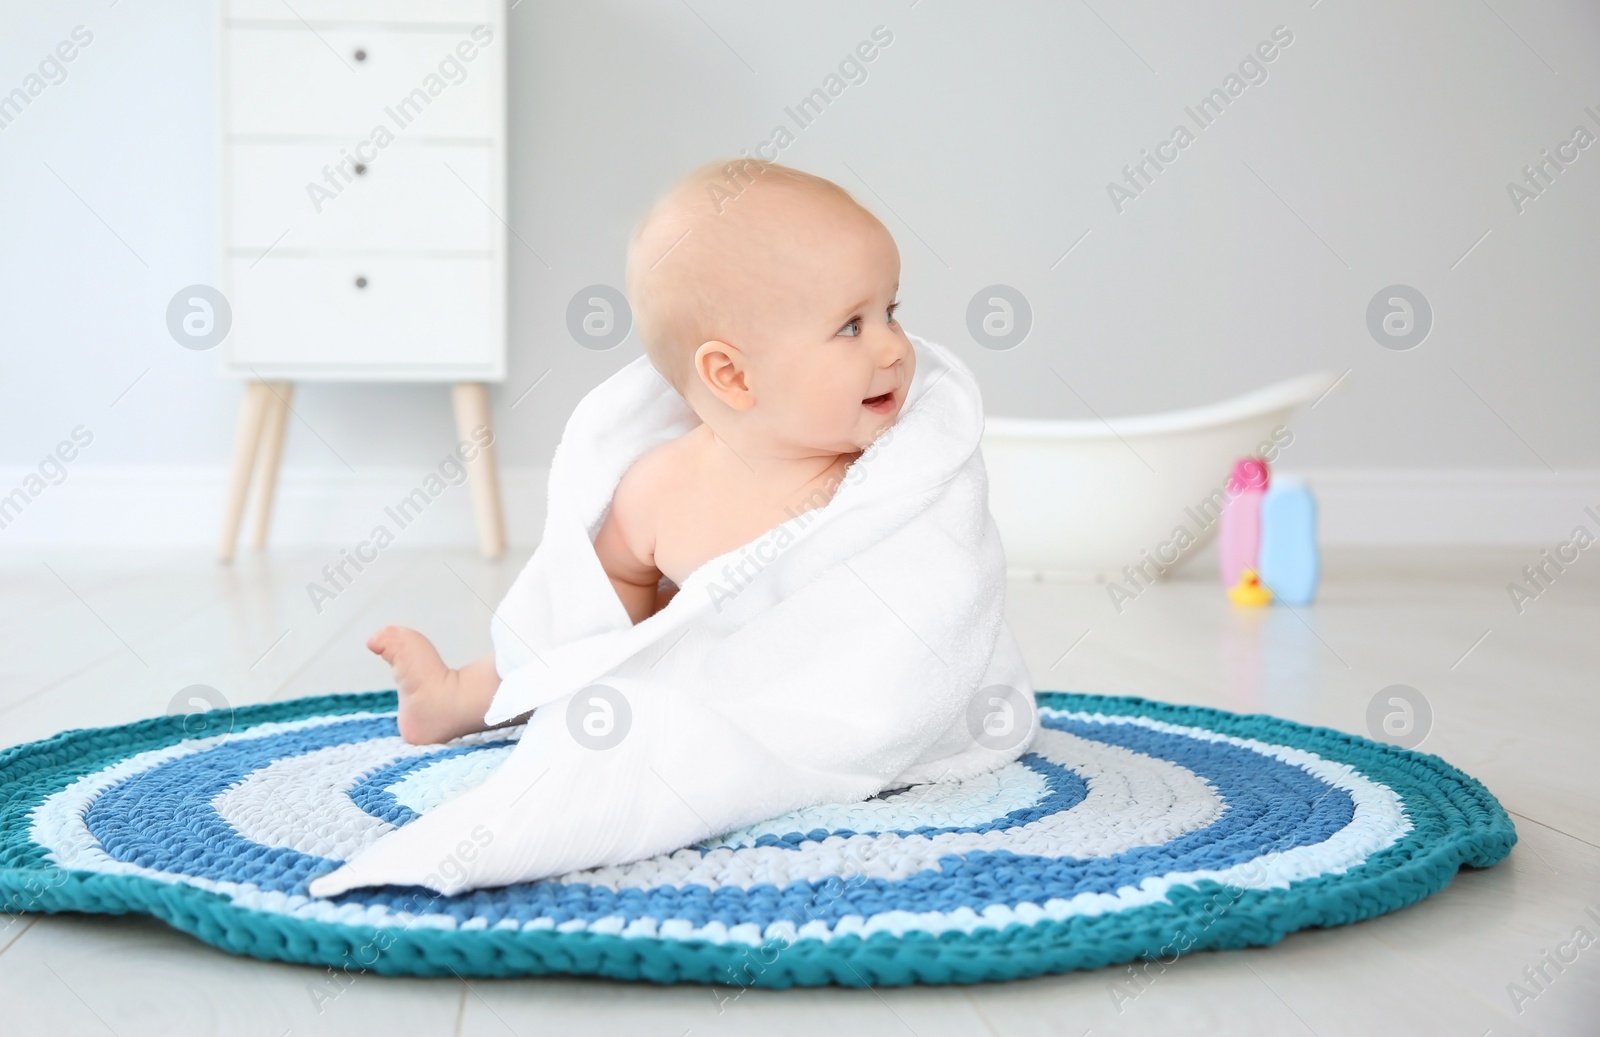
left=642, top=426, right=857, bottom=585
left=592, top=424, right=856, bottom=620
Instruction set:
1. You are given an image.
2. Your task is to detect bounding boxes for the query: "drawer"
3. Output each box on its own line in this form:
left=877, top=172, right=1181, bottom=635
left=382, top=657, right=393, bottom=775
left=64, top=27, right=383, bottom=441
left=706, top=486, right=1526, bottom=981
left=226, top=142, right=496, bottom=252
left=227, top=0, right=493, bottom=24
left=225, top=256, right=497, bottom=371
left=224, top=25, right=498, bottom=138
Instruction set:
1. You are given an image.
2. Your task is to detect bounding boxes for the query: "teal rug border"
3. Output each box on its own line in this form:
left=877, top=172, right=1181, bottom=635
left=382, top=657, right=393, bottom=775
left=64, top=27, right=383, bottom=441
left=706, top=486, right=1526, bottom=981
left=0, top=690, right=1516, bottom=986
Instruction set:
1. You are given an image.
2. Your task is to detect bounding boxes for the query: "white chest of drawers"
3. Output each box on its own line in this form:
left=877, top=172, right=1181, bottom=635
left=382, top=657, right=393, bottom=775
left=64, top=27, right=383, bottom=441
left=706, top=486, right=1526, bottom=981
left=213, top=0, right=509, bottom=558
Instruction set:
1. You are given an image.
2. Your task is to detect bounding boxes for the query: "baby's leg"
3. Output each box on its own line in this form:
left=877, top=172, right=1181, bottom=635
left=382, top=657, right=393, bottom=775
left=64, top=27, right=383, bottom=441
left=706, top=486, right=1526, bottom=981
left=367, top=626, right=502, bottom=744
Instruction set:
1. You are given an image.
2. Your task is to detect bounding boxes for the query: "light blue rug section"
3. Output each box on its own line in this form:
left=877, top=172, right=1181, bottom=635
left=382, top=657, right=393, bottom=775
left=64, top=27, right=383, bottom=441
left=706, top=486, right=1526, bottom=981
left=0, top=691, right=1514, bottom=986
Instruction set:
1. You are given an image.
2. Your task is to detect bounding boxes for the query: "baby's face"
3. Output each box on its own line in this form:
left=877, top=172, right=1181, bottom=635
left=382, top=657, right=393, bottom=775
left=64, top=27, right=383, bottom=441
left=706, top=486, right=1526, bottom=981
left=731, top=195, right=914, bottom=456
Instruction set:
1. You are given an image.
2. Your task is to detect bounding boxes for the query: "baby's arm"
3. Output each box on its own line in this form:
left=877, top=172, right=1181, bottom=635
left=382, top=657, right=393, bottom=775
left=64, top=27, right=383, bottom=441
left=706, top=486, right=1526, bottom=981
left=592, top=459, right=664, bottom=625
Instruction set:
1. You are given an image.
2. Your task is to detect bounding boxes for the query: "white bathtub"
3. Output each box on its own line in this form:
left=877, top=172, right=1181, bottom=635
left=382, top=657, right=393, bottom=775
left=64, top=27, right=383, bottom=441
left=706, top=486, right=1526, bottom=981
left=981, top=370, right=1343, bottom=580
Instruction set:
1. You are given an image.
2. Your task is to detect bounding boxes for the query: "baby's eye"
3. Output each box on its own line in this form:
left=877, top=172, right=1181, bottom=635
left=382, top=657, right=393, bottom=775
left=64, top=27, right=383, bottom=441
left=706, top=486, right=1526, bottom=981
left=838, top=317, right=863, bottom=338
left=887, top=303, right=900, bottom=324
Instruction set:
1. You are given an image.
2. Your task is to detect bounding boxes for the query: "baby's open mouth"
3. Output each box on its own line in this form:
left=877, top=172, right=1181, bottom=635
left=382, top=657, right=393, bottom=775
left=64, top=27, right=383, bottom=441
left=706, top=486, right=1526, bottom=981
left=862, top=390, right=895, bottom=412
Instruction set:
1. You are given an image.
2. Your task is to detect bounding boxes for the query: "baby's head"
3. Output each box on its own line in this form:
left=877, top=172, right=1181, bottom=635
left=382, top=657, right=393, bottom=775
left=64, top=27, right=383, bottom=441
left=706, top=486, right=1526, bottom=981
left=626, top=159, right=913, bottom=456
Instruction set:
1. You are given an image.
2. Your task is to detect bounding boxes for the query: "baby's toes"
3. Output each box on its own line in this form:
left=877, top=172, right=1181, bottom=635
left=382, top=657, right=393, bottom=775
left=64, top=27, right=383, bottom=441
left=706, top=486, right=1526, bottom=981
left=367, top=626, right=404, bottom=657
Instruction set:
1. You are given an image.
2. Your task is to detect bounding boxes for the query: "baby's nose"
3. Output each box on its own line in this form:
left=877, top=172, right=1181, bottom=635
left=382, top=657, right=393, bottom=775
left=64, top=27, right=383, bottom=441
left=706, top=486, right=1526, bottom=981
left=878, top=328, right=909, bottom=366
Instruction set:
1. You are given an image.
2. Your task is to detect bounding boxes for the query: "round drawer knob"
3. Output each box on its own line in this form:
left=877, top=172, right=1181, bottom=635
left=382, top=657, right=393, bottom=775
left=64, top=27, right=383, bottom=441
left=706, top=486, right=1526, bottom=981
left=355, top=276, right=368, bottom=289
left=353, top=48, right=368, bottom=62
left=353, top=163, right=367, bottom=176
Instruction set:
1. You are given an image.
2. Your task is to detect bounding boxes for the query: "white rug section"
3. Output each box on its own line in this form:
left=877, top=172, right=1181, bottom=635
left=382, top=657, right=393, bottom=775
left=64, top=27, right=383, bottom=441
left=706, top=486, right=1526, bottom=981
left=212, top=738, right=424, bottom=860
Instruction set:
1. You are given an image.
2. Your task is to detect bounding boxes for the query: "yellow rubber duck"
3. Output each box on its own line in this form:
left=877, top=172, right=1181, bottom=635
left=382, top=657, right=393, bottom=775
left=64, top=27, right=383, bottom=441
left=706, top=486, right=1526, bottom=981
left=1227, top=568, right=1274, bottom=606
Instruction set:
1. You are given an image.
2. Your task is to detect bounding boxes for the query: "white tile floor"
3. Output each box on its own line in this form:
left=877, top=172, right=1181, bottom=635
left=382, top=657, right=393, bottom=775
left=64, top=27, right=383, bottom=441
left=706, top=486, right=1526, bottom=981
left=1, top=546, right=1596, bottom=1036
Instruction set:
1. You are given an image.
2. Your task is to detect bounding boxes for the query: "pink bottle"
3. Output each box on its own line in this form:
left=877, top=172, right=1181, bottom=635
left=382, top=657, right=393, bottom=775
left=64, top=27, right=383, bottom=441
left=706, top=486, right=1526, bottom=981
left=1219, top=457, right=1270, bottom=589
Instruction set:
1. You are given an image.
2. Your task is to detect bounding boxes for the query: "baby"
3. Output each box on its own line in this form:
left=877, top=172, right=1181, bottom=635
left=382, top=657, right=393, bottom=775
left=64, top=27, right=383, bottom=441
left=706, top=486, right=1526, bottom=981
left=374, top=159, right=914, bottom=744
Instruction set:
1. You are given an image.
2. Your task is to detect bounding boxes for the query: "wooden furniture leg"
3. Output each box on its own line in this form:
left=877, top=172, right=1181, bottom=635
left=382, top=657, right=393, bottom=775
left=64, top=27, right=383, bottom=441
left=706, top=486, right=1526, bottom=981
left=452, top=382, right=506, bottom=558
left=217, top=381, right=272, bottom=562
left=248, top=381, right=294, bottom=550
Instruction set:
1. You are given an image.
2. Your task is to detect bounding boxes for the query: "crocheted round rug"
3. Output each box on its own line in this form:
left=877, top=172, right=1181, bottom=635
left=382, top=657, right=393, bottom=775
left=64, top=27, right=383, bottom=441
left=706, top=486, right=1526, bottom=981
left=0, top=690, right=1513, bottom=986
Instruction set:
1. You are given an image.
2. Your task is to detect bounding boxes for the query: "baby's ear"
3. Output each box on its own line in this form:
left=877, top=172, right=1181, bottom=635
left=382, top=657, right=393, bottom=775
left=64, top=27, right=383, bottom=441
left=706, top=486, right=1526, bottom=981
left=693, top=340, right=754, bottom=411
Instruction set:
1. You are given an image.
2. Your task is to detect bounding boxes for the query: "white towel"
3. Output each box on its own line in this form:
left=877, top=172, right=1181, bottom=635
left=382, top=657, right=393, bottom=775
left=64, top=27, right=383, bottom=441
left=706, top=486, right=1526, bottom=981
left=308, top=333, right=1036, bottom=897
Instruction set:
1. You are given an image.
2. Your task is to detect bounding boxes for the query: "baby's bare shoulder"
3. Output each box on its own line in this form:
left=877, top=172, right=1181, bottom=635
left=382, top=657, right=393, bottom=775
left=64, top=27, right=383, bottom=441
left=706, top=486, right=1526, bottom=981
left=611, top=429, right=703, bottom=521
left=618, top=433, right=690, bottom=494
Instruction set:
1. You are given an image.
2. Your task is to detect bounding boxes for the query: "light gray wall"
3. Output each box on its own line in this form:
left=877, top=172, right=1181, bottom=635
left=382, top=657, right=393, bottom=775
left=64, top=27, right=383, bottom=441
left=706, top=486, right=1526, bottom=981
left=3, top=0, right=1597, bottom=477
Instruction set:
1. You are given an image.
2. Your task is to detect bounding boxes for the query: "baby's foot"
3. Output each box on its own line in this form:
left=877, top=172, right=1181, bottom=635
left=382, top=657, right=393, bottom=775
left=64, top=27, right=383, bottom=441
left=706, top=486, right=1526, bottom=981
left=368, top=626, right=474, bottom=745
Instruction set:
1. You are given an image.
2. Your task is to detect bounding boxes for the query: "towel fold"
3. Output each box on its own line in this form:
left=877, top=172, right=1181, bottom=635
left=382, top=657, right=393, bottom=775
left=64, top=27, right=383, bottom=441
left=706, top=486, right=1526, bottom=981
left=308, top=333, right=1035, bottom=897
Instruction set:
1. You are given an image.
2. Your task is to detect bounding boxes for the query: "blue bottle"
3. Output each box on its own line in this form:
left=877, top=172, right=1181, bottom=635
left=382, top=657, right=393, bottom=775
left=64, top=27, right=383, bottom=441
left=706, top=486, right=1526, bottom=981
left=1258, top=479, right=1319, bottom=605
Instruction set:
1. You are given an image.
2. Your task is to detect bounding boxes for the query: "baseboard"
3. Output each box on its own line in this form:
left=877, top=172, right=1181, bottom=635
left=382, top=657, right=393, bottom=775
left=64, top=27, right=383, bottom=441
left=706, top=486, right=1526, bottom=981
left=0, top=465, right=550, bottom=550
left=0, top=466, right=1596, bottom=549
